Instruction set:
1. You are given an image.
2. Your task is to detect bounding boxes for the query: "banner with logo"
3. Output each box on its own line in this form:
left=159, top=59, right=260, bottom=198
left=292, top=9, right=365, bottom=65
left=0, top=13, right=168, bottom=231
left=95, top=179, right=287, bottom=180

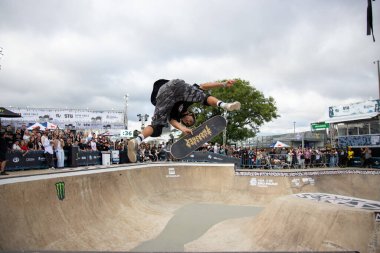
left=1, top=107, right=125, bottom=129
left=329, top=99, right=380, bottom=118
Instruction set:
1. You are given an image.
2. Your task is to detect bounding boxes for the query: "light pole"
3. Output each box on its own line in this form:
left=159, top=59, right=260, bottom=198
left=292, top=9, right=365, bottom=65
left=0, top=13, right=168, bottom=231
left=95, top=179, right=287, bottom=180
left=374, top=60, right=380, bottom=99
left=137, top=114, right=149, bottom=130
left=223, top=111, right=228, bottom=147
left=123, top=93, right=129, bottom=129
left=293, top=121, right=296, bottom=134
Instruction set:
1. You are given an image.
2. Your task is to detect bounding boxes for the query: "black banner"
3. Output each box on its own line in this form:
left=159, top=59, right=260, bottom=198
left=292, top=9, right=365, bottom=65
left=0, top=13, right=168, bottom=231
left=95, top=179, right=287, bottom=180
left=5, top=150, right=57, bottom=171
left=4, top=148, right=120, bottom=171
left=77, top=150, right=102, bottom=166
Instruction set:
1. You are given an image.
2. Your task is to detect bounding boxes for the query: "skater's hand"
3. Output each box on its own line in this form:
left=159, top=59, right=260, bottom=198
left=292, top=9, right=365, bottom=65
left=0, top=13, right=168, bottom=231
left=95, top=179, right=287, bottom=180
left=224, top=79, right=236, bottom=88
left=181, top=126, right=193, bottom=136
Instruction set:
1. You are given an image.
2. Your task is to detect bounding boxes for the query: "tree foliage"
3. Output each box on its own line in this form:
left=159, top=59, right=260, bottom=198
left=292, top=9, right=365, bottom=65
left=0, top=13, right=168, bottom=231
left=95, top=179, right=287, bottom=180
left=190, top=79, right=279, bottom=144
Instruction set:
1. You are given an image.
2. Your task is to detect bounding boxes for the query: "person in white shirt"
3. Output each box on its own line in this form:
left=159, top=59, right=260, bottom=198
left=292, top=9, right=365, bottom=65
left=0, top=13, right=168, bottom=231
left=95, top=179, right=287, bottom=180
left=41, top=131, right=55, bottom=169
left=12, top=140, right=22, bottom=151
left=53, top=135, right=65, bottom=168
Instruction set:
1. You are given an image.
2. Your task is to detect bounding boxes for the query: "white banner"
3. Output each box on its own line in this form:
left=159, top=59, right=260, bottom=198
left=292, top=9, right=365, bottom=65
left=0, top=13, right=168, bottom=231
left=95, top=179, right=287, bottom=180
left=1, top=107, right=126, bottom=130
left=329, top=99, right=380, bottom=118
left=2, top=107, right=124, bottom=124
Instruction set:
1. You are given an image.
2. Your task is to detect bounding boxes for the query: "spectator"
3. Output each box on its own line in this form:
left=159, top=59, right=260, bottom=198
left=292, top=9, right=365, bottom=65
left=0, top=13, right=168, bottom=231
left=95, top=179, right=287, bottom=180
left=304, top=148, right=311, bottom=168
left=28, top=136, right=38, bottom=150
left=347, top=147, right=354, bottom=167
left=12, top=140, right=22, bottom=151
left=41, top=131, right=55, bottom=169
left=338, top=148, right=347, bottom=167
left=362, top=147, right=372, bottom=168
left=0, top=132, right=9, bottom=175
left=53, top=134, right=65, bottom=168
left=298, top=149, right=305, bottom=169
left=90, top=139, right=97, bottom=151
left=22, top=129, right=31, bottom=143
left=20, top=140, right=30, bottom=156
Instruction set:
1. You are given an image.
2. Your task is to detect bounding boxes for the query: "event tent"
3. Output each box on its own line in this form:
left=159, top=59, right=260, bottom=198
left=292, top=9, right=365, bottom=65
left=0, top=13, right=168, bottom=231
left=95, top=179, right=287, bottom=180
left=270, top=141, right=290, bottom=148
left=0, top=107, right=21, bottom=128
left=27, top=123, right=46, bottom=131
left=27, top=122, right=58, bottom=131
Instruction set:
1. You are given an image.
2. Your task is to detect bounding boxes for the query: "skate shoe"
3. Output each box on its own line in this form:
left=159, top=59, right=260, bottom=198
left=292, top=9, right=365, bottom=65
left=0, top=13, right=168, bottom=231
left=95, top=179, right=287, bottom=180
left=224, top=101, right=241, bottom=111
left=127, top=139, right=138, bottom=163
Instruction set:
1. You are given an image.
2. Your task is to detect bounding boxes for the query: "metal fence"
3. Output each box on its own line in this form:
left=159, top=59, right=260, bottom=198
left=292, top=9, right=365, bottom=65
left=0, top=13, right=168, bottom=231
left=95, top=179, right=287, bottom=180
left=239, top=153, right=380, bottom=169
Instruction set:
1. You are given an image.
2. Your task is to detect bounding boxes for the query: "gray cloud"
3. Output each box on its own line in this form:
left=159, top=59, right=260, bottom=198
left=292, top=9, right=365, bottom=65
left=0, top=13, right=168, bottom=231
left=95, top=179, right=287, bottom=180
left=0, top=0, right=379, bottom=133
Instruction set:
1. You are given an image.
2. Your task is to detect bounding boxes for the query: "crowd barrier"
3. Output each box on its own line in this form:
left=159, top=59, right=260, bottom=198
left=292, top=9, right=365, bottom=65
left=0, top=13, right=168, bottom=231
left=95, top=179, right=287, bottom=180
left=4, top=148, right=130, bottom=171
left=4, top=149, right=380, bottom=171
left=180, top=151, right=240, bottom=169
left=239, top=153, right=380, bottom=169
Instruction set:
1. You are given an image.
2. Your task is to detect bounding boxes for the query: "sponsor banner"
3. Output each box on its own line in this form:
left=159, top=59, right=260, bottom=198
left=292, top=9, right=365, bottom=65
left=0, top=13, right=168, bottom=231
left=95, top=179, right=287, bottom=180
left=166, top=167, right=180, bottom=178
left=6, top=150, right=52, bottom=170
left=77, top=151, right=102, bottom=166
left=1, top=107, right=125, bottom=129
left=250, top=178, right=278, bottom=187
left=4, top=150, right=102, bottom=170
left=291, top=177, right=315, bottom=188
left=111, top=150, right=120, bottom=164
left=329, top=99, right=380, bottom=118
left=55, top=182, right=66, bottom=201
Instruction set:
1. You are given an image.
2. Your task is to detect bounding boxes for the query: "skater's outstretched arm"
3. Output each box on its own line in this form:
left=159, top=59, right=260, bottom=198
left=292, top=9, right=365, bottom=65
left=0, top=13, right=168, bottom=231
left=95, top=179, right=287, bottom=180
left=199, top=79, right=236, bottom=90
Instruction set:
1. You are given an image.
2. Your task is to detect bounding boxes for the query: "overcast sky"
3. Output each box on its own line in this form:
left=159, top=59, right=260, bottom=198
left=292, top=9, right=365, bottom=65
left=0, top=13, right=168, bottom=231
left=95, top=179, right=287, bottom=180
left=0, top=0, right=379, bottom=135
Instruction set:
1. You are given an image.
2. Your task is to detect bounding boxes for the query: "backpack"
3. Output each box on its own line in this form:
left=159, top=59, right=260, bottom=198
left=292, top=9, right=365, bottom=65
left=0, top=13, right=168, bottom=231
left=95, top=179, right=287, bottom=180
left=150, top=79, right=169, bottom=106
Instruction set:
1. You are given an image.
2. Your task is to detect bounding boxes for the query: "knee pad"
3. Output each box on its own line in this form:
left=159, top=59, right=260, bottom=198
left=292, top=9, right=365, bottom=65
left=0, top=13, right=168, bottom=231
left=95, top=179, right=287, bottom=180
left=150, top=125, right=163, bottom=137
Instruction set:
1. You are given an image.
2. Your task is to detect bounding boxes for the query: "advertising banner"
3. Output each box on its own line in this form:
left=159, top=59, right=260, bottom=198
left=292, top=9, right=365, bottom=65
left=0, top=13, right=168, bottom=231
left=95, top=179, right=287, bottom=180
left=329, top=99, right=380, bottom=118
left=1, top=107, right=125, bottom=130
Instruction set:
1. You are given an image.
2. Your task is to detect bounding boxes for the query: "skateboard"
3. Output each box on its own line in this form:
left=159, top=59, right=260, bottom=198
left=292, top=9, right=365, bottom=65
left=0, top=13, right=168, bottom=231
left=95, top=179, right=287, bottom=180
left=170, top=115, right=227, bottom=159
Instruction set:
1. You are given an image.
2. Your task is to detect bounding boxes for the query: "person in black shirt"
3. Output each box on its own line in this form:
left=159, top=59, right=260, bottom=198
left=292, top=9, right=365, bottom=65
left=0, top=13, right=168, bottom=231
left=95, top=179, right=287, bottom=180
left=127, top=79, right=241, bottom=163
left=0, top=132, right=10, bottom=175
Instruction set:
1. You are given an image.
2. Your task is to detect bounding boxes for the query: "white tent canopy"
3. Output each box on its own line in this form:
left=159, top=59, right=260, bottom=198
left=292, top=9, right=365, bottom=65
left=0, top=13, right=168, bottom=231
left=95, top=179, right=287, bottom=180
left=27, top=122, right=46, bottom=131
left=271, top=140, right=290, bottom=148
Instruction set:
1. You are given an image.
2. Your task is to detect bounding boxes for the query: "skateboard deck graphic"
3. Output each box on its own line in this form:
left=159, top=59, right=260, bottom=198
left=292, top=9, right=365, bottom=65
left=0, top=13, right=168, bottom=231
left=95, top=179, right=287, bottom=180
left=170, top=115, right=227, bottom=159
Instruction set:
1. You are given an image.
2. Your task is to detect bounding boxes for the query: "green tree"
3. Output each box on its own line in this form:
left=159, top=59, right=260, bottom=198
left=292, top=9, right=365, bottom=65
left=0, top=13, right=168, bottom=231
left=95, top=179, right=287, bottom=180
left=191, top=79, right=279, bottom=144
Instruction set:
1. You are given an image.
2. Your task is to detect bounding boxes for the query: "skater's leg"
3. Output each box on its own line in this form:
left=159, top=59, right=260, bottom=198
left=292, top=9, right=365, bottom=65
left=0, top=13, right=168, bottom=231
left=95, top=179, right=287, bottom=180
left=128, top=125, right=163, bottom=163
left=206, top=96, right=241, bottom=111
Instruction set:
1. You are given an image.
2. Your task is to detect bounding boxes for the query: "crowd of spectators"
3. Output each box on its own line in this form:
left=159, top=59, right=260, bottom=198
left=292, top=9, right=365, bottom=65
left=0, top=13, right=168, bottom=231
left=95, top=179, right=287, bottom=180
left=0, top=124, right=122, bottom=170
left=0, top=124, right=375, bottom=173
left=209, top=145, right=373, bottom=169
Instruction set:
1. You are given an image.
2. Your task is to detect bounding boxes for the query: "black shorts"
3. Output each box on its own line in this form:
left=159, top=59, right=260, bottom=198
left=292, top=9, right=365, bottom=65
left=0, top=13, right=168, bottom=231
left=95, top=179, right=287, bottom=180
left=152, top=79, right=208, bottom=126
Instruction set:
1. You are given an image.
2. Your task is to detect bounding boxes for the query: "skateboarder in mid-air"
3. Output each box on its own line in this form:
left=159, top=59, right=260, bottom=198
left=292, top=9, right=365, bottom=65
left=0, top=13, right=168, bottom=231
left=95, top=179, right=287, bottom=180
left=127, top=79, right=241, bottom=162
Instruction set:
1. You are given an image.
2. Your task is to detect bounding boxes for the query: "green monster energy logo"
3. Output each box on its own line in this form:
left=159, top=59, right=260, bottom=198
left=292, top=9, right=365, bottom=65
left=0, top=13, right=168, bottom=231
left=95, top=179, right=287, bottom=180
left=184, top=125, right=213, bottom=148
left=55, top=181, right=65, bottom=201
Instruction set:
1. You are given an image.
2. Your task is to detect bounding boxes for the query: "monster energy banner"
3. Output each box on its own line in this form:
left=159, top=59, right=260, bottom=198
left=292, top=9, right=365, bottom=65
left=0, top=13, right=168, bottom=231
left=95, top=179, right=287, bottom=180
left=55, top=182, right=65, bottom=201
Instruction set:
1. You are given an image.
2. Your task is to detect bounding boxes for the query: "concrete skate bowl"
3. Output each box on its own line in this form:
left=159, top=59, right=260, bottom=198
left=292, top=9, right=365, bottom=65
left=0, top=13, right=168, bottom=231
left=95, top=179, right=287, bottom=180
left=0, top=163, right=379, bottom=252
